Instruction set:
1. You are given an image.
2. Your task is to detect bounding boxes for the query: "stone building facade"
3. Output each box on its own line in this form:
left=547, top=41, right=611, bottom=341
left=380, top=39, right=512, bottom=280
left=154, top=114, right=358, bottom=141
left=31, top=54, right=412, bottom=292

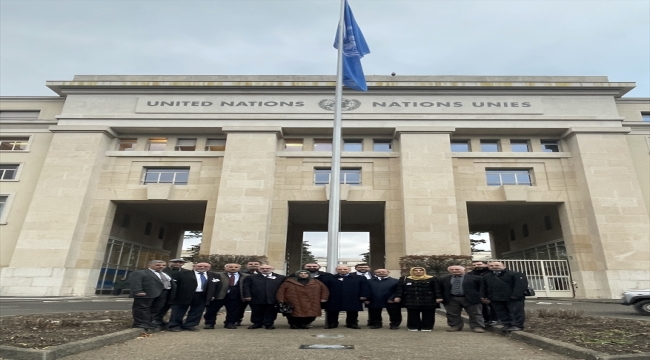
left=0, top=75, right=648, bottom=298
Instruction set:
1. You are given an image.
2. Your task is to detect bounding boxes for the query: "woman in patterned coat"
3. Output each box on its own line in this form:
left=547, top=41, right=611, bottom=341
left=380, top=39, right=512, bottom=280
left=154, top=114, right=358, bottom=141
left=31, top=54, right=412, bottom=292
left=276, top=270, right=329, bottom=329
left=393, top=267, right=441, bottom=331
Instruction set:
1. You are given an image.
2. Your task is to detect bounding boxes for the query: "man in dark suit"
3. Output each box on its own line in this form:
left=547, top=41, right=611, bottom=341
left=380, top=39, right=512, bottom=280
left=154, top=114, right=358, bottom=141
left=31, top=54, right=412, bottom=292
left=127, top=260, right=175, bottom=331
left=167, top=262, right=217, bottom=331
left=469, top=260, right=499, bottom=326
left=237, top=259, right=262, bottom=325
left=242, top=264, right=286, bottom=329
left=365, top=269, right=402, bottom=329
left=320, top=265, right=371, bottom=329
left=157, top=258, right=190, bottom=326
left=439, top=265, right=486, bottom=333
left=482, top=261, right=528, bottom=331
left=302, top=263, right=333, bottom=280
left=203, top=263, right=249, bottom=329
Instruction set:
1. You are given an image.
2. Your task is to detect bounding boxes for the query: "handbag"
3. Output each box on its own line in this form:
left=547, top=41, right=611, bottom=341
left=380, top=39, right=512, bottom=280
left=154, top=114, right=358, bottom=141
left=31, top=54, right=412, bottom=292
left=524, top=287, right=536, bottom=296
left=275, top=301, right=294, bottom=315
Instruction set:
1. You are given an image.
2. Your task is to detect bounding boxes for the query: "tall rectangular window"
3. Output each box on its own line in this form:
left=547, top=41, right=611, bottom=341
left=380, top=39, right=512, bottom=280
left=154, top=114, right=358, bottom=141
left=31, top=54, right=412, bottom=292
left=175, top=139, right=197, bottom=151
left=147, top=138, right=167, bottom=151
left=143, top=168, right=190, bottom=185
left=0, top=165, right=19, bottom=180
left=0, top=137, right=29, bottom=151
left=641, top=113, right=650, bottom=122
left=373, top=139, right=392, bottom=152
left=0, top=195, right=7, bottom=219
left=450, top=140, right=470, bottom=152
left=541, top=140, right=560, bottom=152
left=510, top=140, right=530, bottom=152
left=313, top=139, right=333, bottom=151
left=118, top=139, right=137, bottom=151
left=486, top=169, right=533, bottom=186
left=480, top=140, right=500, bottom=152
left=205, top=139, right=226, bottom=151
left=343, top=139, right=363, bottom=152
left=283, top=139, right=303, bottom=151
left=314, top=168, right=361, bottom=185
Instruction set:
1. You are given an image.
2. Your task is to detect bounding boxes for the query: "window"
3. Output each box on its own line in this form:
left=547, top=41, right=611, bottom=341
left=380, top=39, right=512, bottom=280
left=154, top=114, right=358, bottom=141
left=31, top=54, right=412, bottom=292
left=175, top=138, right=197, bottom=151
left=343, top=139, right=363, bottom=152
left=118, top=139, right=137, bottom=151
left=541, top=140, right=560, bottom=152
left=313, top=139, right=333, bottom=151
left=205, top=139, right=226, bottom=151
left=314, top=168, right=361, bottom=185
left=480, top=140, right=500, bottom=152
left=642, top=113, right=650, bottom=122
left=143, top=168, right=190, bottom=185
left=147, top=138, right=167, bottom=151
left=120, top=214, right=131, bottom=228
left=486, top=169, right=533, bottom=186
left=0, top=137, right=29, bottom=151
left=283, top=139, right=303, bottom=151
left=0, top=165, right=19, bottom=180
left=373, top=139, right=392, bottom=152
left=0, top=195, right=7, bottom=220
left=0, top=111, right=40, bottom=120
left=144, top=222, right=152, bottom=235
left=450, top=140, right=470, bottom=152
left=510, top=140, right=530, bottom=152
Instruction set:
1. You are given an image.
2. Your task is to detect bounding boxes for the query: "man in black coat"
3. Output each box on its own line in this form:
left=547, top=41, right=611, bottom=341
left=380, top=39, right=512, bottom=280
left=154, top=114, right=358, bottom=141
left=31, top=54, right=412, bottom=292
left=242, top=264, right=286, bottom=329
left=482, top=261, right=528, bottom=331
left=301, top=263, right=334, bottom=281
left=127, top=260, right=175, bottom=331
left=167, top=262, right=218, bottom=331
left=439, top=265, right=486, bottom=333
left=469, top=260, right=499, bottom=326
left=157, top=258, right=190, bottom=325
left=320, top=265, right=371, bottom=329
left=364, top=269, right=402, bottom=329
left=203, top=263, right=249, bottom=329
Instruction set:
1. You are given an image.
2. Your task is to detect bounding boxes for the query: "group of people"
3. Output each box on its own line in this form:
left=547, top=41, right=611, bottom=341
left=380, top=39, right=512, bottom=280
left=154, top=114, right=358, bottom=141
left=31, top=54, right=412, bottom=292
left=126, top=259, right=529, bottom=333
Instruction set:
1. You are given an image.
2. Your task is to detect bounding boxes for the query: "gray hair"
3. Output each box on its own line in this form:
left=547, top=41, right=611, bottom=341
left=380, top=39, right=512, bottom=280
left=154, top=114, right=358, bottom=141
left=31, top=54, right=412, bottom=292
left=148, top=260, right=166, bottom=265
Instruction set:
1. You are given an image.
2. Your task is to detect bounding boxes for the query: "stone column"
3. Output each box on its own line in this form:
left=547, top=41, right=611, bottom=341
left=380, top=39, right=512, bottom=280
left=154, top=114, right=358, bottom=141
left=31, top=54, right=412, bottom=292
left=0, top=127, right=115, bottom=296
left=396, top=127, right=463, bottom=255
left=208, top=127, right=280, bottom=256
left=562, top=128, right=650, bottom=298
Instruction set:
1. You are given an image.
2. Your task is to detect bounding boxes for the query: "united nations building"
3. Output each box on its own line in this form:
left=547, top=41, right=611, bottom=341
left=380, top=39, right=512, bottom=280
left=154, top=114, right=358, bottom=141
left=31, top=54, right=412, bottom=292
left=0, top=75, right=648, bottom=299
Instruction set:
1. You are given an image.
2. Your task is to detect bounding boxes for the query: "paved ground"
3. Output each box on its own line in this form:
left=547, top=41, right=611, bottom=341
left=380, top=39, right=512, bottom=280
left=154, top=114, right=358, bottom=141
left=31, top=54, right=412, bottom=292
left=57, top=313, right=569, bottom=360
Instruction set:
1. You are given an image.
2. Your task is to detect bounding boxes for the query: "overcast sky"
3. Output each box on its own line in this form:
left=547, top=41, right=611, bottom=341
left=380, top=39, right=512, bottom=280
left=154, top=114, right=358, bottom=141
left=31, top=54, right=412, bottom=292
left=1, top=0, right=648, bottom=97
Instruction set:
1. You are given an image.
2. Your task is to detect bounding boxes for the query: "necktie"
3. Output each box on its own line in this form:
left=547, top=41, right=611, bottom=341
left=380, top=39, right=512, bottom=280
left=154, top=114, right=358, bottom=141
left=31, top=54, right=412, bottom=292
left=199, top=272, right=207, bottom=290
left=229, top=273, right=236, bottom=286
left=157, top=271, right=170, bottom=289
left=451, top=276, right=462, bottom=295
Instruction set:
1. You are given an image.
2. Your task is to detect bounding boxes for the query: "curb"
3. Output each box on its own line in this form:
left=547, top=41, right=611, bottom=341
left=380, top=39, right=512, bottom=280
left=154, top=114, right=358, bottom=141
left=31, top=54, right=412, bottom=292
left=435, top=309, right=650, bottom=360
left=0, top=328, right=143, bottom=360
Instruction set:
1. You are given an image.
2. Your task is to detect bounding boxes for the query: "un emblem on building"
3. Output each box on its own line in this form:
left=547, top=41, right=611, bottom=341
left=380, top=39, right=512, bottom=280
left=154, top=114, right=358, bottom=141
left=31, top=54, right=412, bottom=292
left=318, top=98, right=362, bottom=111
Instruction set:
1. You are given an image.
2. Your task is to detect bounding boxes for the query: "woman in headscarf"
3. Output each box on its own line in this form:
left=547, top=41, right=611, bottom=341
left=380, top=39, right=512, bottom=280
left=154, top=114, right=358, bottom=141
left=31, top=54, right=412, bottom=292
left=276, top=270, right=330, bottom=329
left=393, top=267, right=441, bottom=331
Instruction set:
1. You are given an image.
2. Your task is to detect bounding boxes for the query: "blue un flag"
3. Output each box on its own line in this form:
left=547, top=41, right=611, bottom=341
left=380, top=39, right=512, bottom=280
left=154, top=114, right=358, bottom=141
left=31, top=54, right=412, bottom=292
left=334, top=0, right=370, bottom=91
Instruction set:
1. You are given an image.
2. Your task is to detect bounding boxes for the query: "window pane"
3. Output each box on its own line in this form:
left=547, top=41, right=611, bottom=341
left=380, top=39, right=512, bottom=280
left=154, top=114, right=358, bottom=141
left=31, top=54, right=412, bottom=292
left=0, top=137, right=29, bottom=151
left=343, top=140, right=362, bottom=152
left=516, top=172, right=531, bottom=185
left=343, top=172, right=361, bottom=185
left=144, top=173, right=159, bottom=184
left=314, top=139, right=332, bottom=151
left=284, top=139, right=303, bottom=151
left=480, top=141, right=499, bottom=152
left=450, top=141, right=470, bottom=152
left=373, top=140, right=392, bottom=152
left=501, top=173, right=516, bottom=184
left=0, top=165, right=18, bottom=180
left=205, top=139, right=226, bottom=151
left=118, top=139, right=137, bottom=151
left=510, top=141, right=529, bottom=152
left=175, top=139, right=196, bottom=151
left=174, top=172, right=189, bottom=184
left=486, top=174, right=501, bottom=186
left=159, top=172, right=174, bottom=182
left=541, top=140, right=559, bottom=152
left=642, top=113, right=650, bottom=122
left=147, top=138, right=167, bottom=151
left=0, top=195, right=7, bottom=217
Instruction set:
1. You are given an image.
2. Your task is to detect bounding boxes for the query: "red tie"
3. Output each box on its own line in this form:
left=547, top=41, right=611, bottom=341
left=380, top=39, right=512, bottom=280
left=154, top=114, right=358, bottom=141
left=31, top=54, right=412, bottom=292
left=229, top=273, right=235, bottom=286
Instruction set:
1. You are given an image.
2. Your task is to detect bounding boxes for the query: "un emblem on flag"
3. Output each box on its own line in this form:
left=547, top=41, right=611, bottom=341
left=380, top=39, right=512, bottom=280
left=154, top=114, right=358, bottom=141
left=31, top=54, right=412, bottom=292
left=318, top=98, right=361, bottom=112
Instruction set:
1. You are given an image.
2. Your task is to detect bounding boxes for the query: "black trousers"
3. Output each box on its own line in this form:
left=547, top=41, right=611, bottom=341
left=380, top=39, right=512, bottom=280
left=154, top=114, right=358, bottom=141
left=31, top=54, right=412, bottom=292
left=406, top=308, right=435, bottom=330
left=168, top=293, right=207, bottom=329
left=325, top=310, right=359, bottom=327
left=250, top=304, right=278, bottom=327
left=131, top=290, right=169, bottom=329
left=237, top=301, right=250, bottom=323
left=203, top=296, right=244, bottom=326
left=367, top=307, right=402, bottom=327
left=287, top=316, right=316, bottom=326
left=491, top=299, right=525, bottom=328
left=482, top=302, right=499, bottom=323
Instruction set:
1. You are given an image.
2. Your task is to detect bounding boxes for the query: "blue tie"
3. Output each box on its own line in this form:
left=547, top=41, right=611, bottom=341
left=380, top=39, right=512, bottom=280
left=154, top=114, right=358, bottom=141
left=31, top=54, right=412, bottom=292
left=199, top=272, right=207, bottom=290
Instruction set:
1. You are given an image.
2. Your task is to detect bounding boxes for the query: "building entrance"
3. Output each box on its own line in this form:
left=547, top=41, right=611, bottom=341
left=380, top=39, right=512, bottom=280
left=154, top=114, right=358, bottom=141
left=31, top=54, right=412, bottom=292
left=285, top=201, right=385, bottom=274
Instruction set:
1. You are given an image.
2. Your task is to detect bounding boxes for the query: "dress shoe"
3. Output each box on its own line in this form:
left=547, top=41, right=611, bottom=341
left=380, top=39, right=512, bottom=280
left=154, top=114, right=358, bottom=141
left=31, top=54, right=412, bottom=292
left=265, top=326, right=276, bottom=330
left=324, top=325, right=338, bottom=329
left=389, top=326, right=399, bottom=330
left=504, top=326, right=523, bottom=331
left=345, top=325, right=361, bottom=329
left=183, top=327, right=199, bottom=331
left=203, top=324, right=215, bottom=329
left=247, top=324, right=263, bottom=329
left=486, top=321, right=499, bottom=326
left=472, top=327, right=485, bottom=333
left=290, top=325, right=300, bottom=329
left=299, top=325, right=309, bottom=329
left=369, top=325, right=382, bottom=329
left=224, top=324, right=237, bottom=329
left=446, top=327, right=462, bottom=332
left=234, top=321, right=243, bottom=326
left=168, top=327, right=182, bottom=332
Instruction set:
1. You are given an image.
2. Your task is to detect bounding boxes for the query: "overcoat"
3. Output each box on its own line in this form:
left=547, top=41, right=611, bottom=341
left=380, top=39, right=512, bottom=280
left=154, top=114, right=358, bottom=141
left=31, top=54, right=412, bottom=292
left=366, top=277, right=400, bottom=309
left=483, top=268, right=528, bottom=301
left=393, top=276, right=441, bottom=309
left=438, top=274, right=486, bottom=305
left=320, top=274, right=371, bottom=312
left=242, top=273, right=287, bottom=305
left=276, top=278, right=329, bottom=317
left=170, top=270, right=219, bottom=305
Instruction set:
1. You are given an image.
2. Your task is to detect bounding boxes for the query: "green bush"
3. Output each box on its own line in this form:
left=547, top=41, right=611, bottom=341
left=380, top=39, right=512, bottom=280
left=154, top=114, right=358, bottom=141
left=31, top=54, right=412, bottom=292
left=399, top=255, right=473, bottom=277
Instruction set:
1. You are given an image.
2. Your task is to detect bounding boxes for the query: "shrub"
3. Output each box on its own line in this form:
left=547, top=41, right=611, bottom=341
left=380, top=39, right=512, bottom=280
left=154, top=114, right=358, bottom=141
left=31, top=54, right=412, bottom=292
left=530, top=308, right=585, bottom=320
left=399, top=255, right=473, bottom=277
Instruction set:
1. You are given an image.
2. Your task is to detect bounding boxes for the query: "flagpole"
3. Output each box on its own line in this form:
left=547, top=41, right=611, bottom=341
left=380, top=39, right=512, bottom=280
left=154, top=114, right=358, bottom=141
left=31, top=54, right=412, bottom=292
left=326, top=0, right=346, bottom=274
